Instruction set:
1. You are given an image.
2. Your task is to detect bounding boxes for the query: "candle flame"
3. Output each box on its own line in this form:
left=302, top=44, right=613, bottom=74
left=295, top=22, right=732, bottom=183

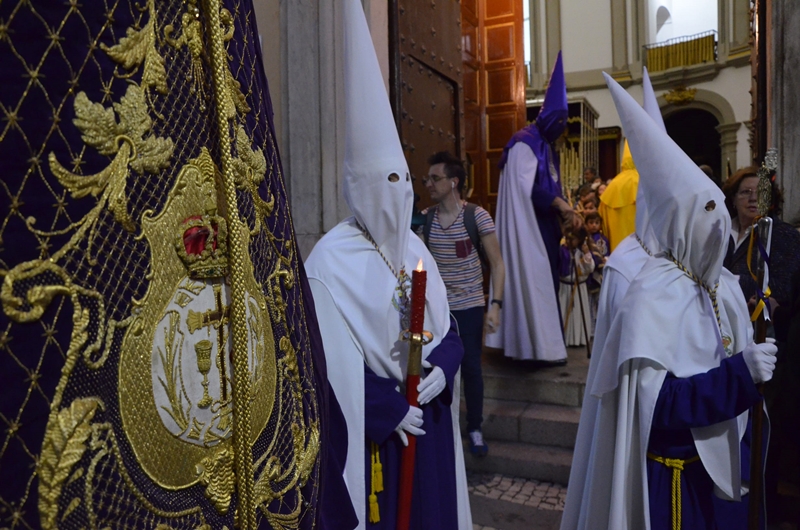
left=416, top=259, right=424, bottom=272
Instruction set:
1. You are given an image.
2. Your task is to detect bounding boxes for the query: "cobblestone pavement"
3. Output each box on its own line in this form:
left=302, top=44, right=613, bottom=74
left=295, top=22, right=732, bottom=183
left=469, top=471, right=566, bottom=529
left=468, top=471, right=566, bottom=511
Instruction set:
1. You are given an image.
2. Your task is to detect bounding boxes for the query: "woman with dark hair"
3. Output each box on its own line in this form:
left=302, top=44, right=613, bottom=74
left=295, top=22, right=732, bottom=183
left=722, top=166, right=800, bottom=307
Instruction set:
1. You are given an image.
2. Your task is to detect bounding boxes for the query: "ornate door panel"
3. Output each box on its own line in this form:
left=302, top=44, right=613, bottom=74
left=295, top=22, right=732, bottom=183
left=391, top=0, right=464, bottom=211
left=462, top=0, right=525, bottom=216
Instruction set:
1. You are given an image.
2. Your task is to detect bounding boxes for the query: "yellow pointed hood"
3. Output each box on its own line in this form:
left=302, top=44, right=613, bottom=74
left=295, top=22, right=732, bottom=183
left=600, top=140, right=639, bottom=209
left=620, top=140, right=636, bottom=171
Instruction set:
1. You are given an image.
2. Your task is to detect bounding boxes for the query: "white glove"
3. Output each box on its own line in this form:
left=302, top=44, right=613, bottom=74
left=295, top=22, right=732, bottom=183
left=742, top=340, right=777, bottom=384
left=394, top=406, right=424, bottom=447
left=417, top=366, right=446, bottom=405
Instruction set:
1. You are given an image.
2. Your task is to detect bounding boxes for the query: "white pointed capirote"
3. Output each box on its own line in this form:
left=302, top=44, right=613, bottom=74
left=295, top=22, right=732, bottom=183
left=641, top=67, right=666, bottom=132
left=587, top=73, right=747, bottom=517
left=632, top=66, right=664, bottom=256
left=342, top=0, right=413, bottom=275
left=304, top=3, right=472, bottom=528
left=603, top=72, right=729, bottom=286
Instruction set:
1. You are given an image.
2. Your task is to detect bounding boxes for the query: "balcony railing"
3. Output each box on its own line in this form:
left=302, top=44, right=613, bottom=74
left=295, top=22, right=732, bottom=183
left=644, top=30, right=717, bottom=73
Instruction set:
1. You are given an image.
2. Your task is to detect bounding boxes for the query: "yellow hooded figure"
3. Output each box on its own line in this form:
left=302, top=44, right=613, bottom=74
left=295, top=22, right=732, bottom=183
left=599, top=141, right=639, bottom=251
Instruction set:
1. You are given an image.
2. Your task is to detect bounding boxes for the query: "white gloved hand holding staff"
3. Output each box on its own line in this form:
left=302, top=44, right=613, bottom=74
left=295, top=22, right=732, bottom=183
left=395, top=406, right=424, bottom=447
left=742, top=339, right=777, bottom=384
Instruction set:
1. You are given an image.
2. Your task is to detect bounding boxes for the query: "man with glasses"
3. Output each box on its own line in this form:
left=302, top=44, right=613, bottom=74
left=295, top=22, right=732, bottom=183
left=421, top=151, right=505, bottom=456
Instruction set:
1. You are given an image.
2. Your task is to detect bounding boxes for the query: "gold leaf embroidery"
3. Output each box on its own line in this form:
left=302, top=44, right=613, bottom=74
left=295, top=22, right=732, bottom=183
left=102, top=0, right=167, bottom=93
left=233, top=125, right=266, bottom=189
left=49, top=142, right=134, bottom=232
left=156, top=311, right=190, bottom=432
left=37, top=398, right=101, bottom=530
left=71, top=92, right=122, bottom=156
left=196, top=448, right=235, bottom=514
left=61, top=497, right=81, bottom=522
left=292, top=421, right=319, bottom=488
left=225, top=67, right=250, bottom=116
left=233, top=125, right=273, bottom=235
left=165, top=0, right=207, bottom=106
left=49, top=84, right=174, bottom=233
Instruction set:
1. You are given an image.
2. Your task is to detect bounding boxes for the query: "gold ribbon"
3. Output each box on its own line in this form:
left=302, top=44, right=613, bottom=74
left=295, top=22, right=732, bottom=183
left=647, top=452, right=701, bottom=530
left=745, top=220, right=772, bottom=322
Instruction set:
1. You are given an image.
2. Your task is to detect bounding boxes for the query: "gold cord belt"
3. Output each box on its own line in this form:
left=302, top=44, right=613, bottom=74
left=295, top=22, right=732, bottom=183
left=647, top=452, right=701, bottom=530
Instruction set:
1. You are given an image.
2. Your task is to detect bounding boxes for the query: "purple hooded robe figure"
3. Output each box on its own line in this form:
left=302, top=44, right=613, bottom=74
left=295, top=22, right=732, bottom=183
left=499, top=51, right=568, bottom=294
left=485, top=52, right=569, bottom=362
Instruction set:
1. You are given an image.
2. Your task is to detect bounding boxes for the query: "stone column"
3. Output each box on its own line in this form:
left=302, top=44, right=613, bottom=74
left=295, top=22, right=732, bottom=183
left=282, top=0, right=349, bottom=258
left=770, top=1, right=800, bottom=224
left=716, top=122, right=742, bottom=182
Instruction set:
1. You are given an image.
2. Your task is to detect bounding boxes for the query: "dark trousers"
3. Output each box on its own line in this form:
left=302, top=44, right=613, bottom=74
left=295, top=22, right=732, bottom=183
left=452, top=306, right=485, bottom=432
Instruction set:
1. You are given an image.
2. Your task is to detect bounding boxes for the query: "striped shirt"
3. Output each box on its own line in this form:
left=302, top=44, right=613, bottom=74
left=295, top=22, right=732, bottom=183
left=424, top=203, right=495, bottom=311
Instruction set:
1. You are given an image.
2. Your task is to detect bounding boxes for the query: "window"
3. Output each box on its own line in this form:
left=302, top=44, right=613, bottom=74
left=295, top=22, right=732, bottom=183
left=647, top=0, right=717, bottom=44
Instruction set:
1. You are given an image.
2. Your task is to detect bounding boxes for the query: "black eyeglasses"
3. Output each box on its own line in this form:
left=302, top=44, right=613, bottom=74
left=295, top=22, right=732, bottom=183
left=421, top=174, right=449, bottom=185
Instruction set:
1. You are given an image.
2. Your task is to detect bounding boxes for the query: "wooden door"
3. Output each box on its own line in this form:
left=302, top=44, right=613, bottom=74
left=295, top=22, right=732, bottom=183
left=462, top=0, right=526, bottom=216
left=390, top=0, right=464, bottom=212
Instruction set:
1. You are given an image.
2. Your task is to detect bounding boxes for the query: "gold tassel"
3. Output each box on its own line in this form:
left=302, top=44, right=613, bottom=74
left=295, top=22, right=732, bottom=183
left=374, top=461, right=384, bottom=493
left=372, top=442, right=384, bottom=493
left=369, top=442, right=382, bottom=523
left=369, top=493, right=380, bottom=524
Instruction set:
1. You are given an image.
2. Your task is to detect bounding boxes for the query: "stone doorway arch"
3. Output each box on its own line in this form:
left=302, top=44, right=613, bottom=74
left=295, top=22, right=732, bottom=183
left=658, top=88, right=741, bottom=183
left=664, top=108, right=722, bottom=185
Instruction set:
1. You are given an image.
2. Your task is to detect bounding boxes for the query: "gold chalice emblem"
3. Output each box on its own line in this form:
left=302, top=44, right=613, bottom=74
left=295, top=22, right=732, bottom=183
left=195, top=339, right=214, bottom=408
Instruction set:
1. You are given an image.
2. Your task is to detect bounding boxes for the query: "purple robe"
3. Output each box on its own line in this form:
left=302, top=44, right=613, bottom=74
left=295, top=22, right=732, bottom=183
left=648, top=353, right=765, bottom=530
left=497, top=52, right=567, bottom=296
left=363, top=319, right=464, bottom=529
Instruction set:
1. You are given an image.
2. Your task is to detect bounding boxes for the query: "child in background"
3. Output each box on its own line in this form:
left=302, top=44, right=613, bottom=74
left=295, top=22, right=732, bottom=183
left=558, top=227, right=595, bottom=346
left=574, top=183, right=596, bottom=214
left=581, top=194, right=599, bottom=216
left=584, top=212, right=610, bottom=330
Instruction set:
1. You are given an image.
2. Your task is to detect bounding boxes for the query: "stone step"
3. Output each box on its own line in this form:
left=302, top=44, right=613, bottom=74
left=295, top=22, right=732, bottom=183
left=480, top=349, right=588, bottom=407
left=461, top=399, right=581, bottom=449
left=463, top=439, right=573, bottom=486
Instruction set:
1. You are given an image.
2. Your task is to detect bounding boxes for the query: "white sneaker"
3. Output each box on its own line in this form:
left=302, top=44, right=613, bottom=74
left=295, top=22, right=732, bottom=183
left=469, top=430, right=488, bottom=456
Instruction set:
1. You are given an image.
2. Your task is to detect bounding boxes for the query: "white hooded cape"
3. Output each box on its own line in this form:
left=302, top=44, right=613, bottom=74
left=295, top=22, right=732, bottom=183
left=485, top=142, right=567, bottom=361
left=561, top=73, right=755, bottom=529
left=306, top=224, right=470, bottom=530
left=305, top=0, right=470, bottom=527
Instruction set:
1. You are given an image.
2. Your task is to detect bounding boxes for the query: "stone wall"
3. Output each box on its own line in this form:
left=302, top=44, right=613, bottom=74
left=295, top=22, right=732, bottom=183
left=770, top=1, right=800, bottom=225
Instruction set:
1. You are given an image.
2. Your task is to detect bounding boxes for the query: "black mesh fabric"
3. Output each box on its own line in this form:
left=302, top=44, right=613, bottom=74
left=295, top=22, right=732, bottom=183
left=0, top=1, right=323, bottom=527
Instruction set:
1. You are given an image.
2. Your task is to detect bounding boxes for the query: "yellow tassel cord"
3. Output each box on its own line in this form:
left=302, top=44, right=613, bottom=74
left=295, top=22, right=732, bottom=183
left=745, top=223, right=772, bottom=322
left=647, top=453, right=701, bottom=530
left=369, top=442, right=383, bottom=523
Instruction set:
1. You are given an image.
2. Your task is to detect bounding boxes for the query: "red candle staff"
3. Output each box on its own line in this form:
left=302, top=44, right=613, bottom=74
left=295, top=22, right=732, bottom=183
left=397, top=260, right=432, bottom=530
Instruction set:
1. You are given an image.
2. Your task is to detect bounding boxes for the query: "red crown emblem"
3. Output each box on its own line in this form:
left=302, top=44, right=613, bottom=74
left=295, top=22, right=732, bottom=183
left=176, top=214, right=229, bottom=279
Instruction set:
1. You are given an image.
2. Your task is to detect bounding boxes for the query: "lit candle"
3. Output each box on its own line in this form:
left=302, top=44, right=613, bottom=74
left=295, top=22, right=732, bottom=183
left=409, top=259, right=427, bottom=334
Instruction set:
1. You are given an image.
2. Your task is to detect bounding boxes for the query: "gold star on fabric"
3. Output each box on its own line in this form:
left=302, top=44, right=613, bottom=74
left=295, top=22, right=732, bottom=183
left=53, top=195, right=68, bottom=216
left=2, top=107, right=20, bottom=128
left=9, top=196, right=23, bottom=214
